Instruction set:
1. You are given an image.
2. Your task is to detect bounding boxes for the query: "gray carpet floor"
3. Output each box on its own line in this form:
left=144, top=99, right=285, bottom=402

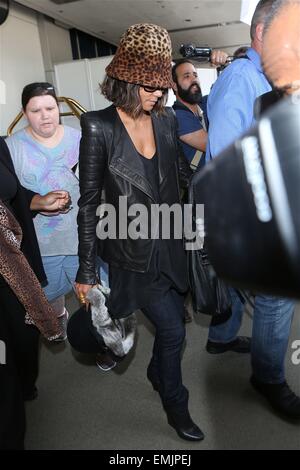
left=25, top=294, right=300, bottom=450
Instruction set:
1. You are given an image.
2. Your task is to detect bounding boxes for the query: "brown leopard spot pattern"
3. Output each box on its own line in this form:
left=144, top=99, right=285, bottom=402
left=106, top=23, right=173, bottom=89
left=0, top=201, right=61, bottom=340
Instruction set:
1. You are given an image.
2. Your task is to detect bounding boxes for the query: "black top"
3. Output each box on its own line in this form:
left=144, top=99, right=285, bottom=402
left=0, top=157, right=18, bottom=206
left=0, top=158, right=18, bottom=287
left=138, top=151, right=160, bottom=201
left=0, top=137, right=46, bottom=285
left=107, top=137, right=188, bottom=318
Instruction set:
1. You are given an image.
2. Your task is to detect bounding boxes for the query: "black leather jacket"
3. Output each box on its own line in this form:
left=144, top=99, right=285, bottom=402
left=76, top=105, right=192, bottom=285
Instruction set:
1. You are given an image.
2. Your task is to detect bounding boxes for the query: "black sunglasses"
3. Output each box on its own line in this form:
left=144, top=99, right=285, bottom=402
left=142, top=85, right=168, bottom=94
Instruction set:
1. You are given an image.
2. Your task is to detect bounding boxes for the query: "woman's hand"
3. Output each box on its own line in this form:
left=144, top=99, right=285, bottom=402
left=30, top=190, right=72, bottom=213
left=75, top=282, right=95, bottom=308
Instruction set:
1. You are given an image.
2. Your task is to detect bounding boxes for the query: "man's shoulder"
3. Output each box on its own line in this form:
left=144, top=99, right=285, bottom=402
left=173, top=100, right=191, bottom=113
left=173, top=107, right=203, bottom=136
left=217, top=57, right=254, bottom=84
left=173, top=102, right=198, bottom=125
left=209, top=58, right=265, bottom=104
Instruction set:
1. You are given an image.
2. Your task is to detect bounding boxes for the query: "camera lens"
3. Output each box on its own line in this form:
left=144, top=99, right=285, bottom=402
left=179, top=44, right=194, bottom=57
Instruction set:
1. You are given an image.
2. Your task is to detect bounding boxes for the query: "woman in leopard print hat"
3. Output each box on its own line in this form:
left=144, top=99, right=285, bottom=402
left=105, top=23, right=174, bottom=90
left=73, top=23, right=204, bottom=442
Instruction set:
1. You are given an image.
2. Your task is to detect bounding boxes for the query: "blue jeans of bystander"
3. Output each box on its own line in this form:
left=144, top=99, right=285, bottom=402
left=208, top=288, right=295, bottom=383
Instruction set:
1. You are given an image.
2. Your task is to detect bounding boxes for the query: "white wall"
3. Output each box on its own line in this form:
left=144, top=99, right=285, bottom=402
left=0, top=2, right=45, bottom=135
left=54, top=57, right=218, bottom=125
left=37, top=15, right=73, bottom=86
left=0, top=1, right=73, bottom=136
left=197, top=68, right=218, bottom=97
left=55, top=56, right=113, bottom=129
left=0, top=1, right=218, bottom=136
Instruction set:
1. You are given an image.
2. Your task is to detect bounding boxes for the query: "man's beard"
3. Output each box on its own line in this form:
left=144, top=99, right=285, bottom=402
left=177, top=82, right=202, bottom=104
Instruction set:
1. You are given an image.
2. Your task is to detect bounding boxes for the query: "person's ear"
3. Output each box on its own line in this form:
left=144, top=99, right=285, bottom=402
left=256, top=22, right=264, bottom=43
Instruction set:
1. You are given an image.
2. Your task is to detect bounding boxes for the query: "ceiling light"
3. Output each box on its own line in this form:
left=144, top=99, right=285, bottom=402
left=49, top=0, right=82, bottom=5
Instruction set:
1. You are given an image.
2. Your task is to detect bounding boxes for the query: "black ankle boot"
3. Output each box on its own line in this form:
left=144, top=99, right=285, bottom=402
left=166, top=408, right=204, bottom=441
left=250, top=375, right=300, bottom=419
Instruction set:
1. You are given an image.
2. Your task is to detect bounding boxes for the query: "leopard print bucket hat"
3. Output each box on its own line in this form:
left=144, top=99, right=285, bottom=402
left=106, top=23, right=173, bottom=89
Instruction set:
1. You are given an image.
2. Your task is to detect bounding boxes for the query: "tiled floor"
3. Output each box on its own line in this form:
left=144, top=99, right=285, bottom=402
left=25, top=295, right=300, bottom=450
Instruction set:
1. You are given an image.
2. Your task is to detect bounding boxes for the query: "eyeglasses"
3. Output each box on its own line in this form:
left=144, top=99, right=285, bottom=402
left=142, top=85, right=168, bottom=94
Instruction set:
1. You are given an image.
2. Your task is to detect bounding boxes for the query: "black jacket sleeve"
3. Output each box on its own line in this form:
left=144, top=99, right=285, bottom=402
left=0, top=137, right=46, bottom=283
left=168, top=108, right=193, bottom=189
left=177, top=142, right=193, bottom=189
left=76, top=112, right=107, bottom=285
left=23, top=187, right=40, bottom=217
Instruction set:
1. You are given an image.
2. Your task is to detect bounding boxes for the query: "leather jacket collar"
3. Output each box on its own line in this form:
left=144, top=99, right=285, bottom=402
left=107, top=106, right=175, bottom=202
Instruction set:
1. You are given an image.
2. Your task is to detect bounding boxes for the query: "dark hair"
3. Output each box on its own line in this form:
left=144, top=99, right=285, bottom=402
left=250, top=0, right=275, bottom=40
left=233, top=46, right=249, bottom=58
left=101, top=75, right=167, bottom=119
left=172, top=59, right=194, bottom=85
left=22, top=82, right=58, bottom=110
left=263, top=0, right=295, bottom=36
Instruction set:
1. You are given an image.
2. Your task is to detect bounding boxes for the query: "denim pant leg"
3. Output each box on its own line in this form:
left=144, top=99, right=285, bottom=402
left=43, top=255, right=79, bottom=301
left=208, top=288, right=244, bottom=343
left=63, top=255, right=79, bottom=289
left=96, top=257, right=109, bottom=288
left=141, top=289, right=189, bottom=410
left=251, top=295, right=295, bottom=384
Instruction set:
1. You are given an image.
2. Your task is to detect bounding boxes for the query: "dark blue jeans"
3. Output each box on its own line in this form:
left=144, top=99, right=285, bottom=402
left=142, top=289, right=189, bottom=411
left=208, top=288, right=295, bottom=383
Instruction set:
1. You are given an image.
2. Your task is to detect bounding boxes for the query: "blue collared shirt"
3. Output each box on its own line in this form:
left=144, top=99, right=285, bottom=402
left=206, top=47, right=271, bottom=161
left=173, top=99, right=204, bottom=164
